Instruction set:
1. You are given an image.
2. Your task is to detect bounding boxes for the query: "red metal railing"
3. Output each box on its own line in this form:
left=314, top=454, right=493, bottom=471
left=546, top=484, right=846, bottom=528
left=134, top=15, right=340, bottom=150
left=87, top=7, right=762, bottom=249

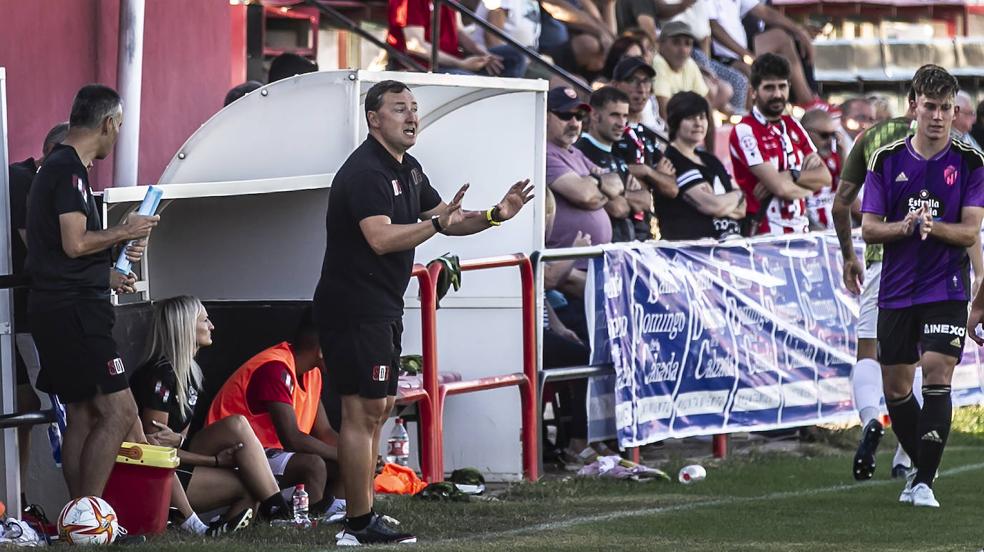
left=422, top=253, right=539, bottom=482
left=398, top=264, right=438, bottom=481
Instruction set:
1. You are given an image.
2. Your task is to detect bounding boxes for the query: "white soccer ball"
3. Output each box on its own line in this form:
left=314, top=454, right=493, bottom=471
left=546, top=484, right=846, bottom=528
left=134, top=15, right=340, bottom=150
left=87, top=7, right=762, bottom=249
left=57, top=496, right=120, bottom=545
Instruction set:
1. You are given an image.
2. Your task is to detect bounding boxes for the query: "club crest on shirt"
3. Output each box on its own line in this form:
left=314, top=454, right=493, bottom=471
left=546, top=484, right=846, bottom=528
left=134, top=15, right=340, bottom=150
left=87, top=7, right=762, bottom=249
left=281, top=371, right=294, bottom=394
left=944, top=165, right=958, bottom=186
left=154, top=380, right=171, bottom=403
left=72, top=174, right=88, bottom=202
left=410, top=167, right=424, bottom=187
left=391, top=179, right=402, bottom=196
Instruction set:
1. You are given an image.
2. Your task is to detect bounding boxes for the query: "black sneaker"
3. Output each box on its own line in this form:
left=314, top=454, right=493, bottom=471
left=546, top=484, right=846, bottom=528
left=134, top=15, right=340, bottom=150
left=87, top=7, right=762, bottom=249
left=336, top=514, right=416, bottom=546
left=206, top=508, right=253, bottom=537
left=853, top=419, right=884, bottom=481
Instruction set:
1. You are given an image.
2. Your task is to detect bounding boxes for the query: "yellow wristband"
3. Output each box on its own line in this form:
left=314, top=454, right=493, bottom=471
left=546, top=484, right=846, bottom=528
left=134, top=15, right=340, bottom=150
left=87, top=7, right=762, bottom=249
left=485, top=208, right=502, bottom=226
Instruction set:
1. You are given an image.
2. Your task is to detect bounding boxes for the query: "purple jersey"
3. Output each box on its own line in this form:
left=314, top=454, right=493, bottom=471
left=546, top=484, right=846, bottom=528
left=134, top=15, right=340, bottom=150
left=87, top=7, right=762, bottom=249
left=862, top=137, right=984, bottom=308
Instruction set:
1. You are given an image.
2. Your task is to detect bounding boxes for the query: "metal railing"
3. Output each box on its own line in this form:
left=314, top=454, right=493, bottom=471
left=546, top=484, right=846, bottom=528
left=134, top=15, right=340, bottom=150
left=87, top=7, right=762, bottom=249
left=306, top=0, right=428, bottom=72
left=431, top=0, right=592, bottom=94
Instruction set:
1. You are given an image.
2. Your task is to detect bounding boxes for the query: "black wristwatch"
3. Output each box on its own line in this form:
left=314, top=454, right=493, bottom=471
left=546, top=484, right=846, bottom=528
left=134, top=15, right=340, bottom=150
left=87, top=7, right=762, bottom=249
left=790, top=169, right=801, bottom=183
left=431, top=216, right=444, bottom=233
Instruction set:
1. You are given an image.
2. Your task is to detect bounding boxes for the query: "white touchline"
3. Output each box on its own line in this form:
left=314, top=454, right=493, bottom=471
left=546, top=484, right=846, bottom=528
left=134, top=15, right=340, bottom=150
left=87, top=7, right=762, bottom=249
left=458, top=460, right=984, bottom=542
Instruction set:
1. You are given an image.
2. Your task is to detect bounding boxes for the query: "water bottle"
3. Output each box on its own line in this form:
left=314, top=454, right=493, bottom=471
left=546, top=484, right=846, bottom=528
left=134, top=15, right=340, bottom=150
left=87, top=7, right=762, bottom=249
left=292, top=484, right=310, bottom=527
left=386, top=418, right=410, bottom=466
left=678, top=464, right=707, bottom=484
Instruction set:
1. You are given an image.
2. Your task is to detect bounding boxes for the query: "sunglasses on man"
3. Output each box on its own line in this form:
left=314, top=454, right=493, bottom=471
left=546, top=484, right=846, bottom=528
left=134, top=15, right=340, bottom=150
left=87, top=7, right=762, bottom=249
left=551, top=110, right=586, bottom=122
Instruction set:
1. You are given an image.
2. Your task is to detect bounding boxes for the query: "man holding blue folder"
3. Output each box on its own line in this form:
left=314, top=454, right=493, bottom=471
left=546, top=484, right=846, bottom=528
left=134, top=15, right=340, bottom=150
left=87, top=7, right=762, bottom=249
left=27, top=84, right=159, bottom=500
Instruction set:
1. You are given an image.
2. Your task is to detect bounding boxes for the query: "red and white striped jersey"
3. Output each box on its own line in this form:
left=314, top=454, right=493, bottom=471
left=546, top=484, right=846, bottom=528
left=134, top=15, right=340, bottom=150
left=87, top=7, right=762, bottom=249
left=729, top=106, right=817, bottom=235
left=806, top=151, right=842, bottom=230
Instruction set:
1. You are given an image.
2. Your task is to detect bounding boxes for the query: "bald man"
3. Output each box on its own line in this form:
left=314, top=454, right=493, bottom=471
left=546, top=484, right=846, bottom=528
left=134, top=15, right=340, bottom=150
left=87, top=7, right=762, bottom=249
left=954, top=91, right=982, bottom=150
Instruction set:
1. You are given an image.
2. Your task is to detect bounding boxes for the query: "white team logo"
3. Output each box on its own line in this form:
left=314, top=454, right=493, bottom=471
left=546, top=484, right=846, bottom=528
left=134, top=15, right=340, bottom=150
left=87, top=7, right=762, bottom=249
left=896, top=172, right=908, bottom=182
left=391, top=179, right=402, bottom=196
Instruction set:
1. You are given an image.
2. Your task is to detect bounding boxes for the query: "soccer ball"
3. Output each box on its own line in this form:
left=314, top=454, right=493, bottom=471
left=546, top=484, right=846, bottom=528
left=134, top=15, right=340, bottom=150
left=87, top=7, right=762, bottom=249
left=57, top=496, right=120, bottom=545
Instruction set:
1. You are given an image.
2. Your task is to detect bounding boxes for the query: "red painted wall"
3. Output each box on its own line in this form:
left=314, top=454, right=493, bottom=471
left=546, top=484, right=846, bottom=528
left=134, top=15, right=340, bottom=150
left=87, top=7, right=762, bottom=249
left=0, top=0, right=237, bottom=189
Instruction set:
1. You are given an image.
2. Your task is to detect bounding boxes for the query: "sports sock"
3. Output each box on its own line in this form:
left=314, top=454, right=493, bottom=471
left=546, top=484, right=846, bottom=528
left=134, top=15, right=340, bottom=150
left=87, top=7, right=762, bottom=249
left=912, top=367, right=924, bottom=407
left=851, top=358, right=883, bottom=426
left=180, top=513, right=208, bottom=535
left=346, top=510, right=374, bottom=531
left=309, top=494, right=336, bottom=515
left=886, top=392, right=920, bottom=464
left=914, top=385, right=951, bottom=487
left=892, top=444, right=911, bottom=469
left=258, top=491, right=290, bottom=520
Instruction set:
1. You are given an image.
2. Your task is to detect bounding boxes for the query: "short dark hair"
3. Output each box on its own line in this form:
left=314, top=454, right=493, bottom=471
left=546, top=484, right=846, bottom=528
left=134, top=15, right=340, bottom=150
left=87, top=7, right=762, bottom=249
left=42, top=122, right=69, bottom=155
left=364, top=80, right=411, bottom=123
left=268, top=53, right=318, bottom=84
left=589, top=86, right=630, bottom=111
left=69, top=84, right=122, bottom=129
left=666, top=91, right=709, bottom=140
left=224, top=80, right=263, bottom=107
left=910, top=64, right=959, bottom=102
left=602, top=36, right=644, bottom=81
left=750, top=53, right=790, bottom=89
left=293, top=306, right=319, bottom=353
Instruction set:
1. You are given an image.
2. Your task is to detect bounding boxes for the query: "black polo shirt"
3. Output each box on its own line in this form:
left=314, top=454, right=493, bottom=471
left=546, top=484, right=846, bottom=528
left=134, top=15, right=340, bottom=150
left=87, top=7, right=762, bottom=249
left=574, top=134, right=636, bottom=243
left=314, top=135, right=442, bottom=325
left=26, top=144, right=110, bottom=313
left=8, top=157, right=35, bottom=328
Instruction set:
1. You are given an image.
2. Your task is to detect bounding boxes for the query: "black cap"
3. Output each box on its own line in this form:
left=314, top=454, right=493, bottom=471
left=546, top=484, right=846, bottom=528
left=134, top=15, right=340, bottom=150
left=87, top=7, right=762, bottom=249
left=613, top=56, right=656, bottom=83
left=547, top=86, right=591, bottom=113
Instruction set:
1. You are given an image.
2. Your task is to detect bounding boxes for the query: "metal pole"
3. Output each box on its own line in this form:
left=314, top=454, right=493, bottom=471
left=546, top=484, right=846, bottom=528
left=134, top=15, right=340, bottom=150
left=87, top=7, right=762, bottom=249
left=113, top=0, right=145, bottom=187
left=0, top=67, right=21, bottom=516
left=430, top=0, right=441, bottom=72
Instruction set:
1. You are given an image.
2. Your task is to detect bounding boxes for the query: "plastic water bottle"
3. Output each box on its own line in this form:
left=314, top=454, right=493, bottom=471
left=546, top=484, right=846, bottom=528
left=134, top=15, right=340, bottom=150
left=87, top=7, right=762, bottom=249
left=678, top=464, right=707, bottom=484
left=386, top=418, right=410, bottom=466
left=292, top=484, right=310, bottom=527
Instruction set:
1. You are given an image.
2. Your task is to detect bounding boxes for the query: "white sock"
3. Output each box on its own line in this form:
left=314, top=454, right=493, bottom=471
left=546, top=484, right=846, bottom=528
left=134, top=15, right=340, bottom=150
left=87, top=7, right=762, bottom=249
left=851, top=358, right=883, bottom=425
left=892, top=444, right=911, bottom=469
left=180, top=513, right=208, bottom=535
left=912, top=367, right=924, bottom=407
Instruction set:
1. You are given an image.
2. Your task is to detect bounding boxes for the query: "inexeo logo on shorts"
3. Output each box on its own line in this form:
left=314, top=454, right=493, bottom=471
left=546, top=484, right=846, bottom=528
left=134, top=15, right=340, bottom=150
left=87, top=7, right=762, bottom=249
left=924, top=323, right=966, bottom=337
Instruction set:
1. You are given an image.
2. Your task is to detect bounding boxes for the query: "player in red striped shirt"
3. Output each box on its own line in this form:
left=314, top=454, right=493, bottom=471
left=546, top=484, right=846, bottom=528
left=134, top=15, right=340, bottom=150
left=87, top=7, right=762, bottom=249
left=800, top=108, right=844, bottom=230
left=728, top=54, right=831, bottom=236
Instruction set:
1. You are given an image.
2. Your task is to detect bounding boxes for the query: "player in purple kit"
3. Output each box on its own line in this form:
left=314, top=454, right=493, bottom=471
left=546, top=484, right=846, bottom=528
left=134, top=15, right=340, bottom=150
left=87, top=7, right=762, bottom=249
left=861, top=65, right=984, bottom=508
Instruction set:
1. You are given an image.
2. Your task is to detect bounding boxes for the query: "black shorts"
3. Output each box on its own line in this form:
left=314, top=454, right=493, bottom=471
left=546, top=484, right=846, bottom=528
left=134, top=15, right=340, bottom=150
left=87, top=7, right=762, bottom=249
left=877, top=300, right=968, bottom=365
left=321, top=319, right=402, bottom=400
left=30, top=301, right=129, bottom=404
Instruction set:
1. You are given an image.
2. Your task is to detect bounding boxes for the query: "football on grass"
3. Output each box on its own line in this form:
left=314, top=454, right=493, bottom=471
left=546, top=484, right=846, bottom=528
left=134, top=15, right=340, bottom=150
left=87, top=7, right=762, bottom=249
left=57, top=496, right=119, bottom=545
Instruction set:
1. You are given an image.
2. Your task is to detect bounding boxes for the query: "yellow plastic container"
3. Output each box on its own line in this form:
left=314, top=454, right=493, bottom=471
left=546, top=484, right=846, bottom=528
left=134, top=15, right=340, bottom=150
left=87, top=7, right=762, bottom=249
left=103, top=442, right=180, bottom=535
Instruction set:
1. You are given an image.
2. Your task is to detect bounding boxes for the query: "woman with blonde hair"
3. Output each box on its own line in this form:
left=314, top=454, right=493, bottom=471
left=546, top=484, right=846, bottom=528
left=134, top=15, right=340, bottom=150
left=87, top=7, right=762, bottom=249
left=130, top=296, right=291, bottom=535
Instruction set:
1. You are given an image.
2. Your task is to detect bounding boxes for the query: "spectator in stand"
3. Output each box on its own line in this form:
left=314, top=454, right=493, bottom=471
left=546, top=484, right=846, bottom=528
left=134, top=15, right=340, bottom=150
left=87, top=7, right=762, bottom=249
left=387, top=0, right=522, bottom=77
left=867, top=93, right=894, bottom=123
left=267, top=53, right=318, bottom=84
left=954, top=91, right=982, bottom=151
left=670, top=0, right=749, bottom=115
left=537, top=0, right=620, bottom=84
left=206, top=310, right=347, bottom=523
left=8, top=122, right=68, bottom=506
left=27, top=84, right=159, bottom=499
left=661, top=92, right=744, bottom=240
left=575, top=86, right=653, bottom=242
left=600, top=35, right=644, bottom=82
left=651, top=21, right=720, bottom=152
left=709, top=0, right=822, bottom=108
left=131, top=296, right=293, bottom=536
left=729, top=54, right=830, bottom=236
left=224, top=81, right=262, bottom=107
left=545, top=86, right=611, bottom=294
left=611, top=57, right=679, bottom=239
left=971, top=99, right=984, bottom=148
left=799, top=109, right=842, bottom=230
left=469, top=0, right=541, bottom=78
left=839, top=97, right=876, bottom=152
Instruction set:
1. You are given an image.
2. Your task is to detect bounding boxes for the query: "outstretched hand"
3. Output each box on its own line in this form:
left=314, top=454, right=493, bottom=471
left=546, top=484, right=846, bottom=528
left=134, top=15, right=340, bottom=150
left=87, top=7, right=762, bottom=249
left=842, top=255, right=864, bottom=295
left=438, top=184, right=480, bottom=229
left=495, top=179, right=534, bottom=222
